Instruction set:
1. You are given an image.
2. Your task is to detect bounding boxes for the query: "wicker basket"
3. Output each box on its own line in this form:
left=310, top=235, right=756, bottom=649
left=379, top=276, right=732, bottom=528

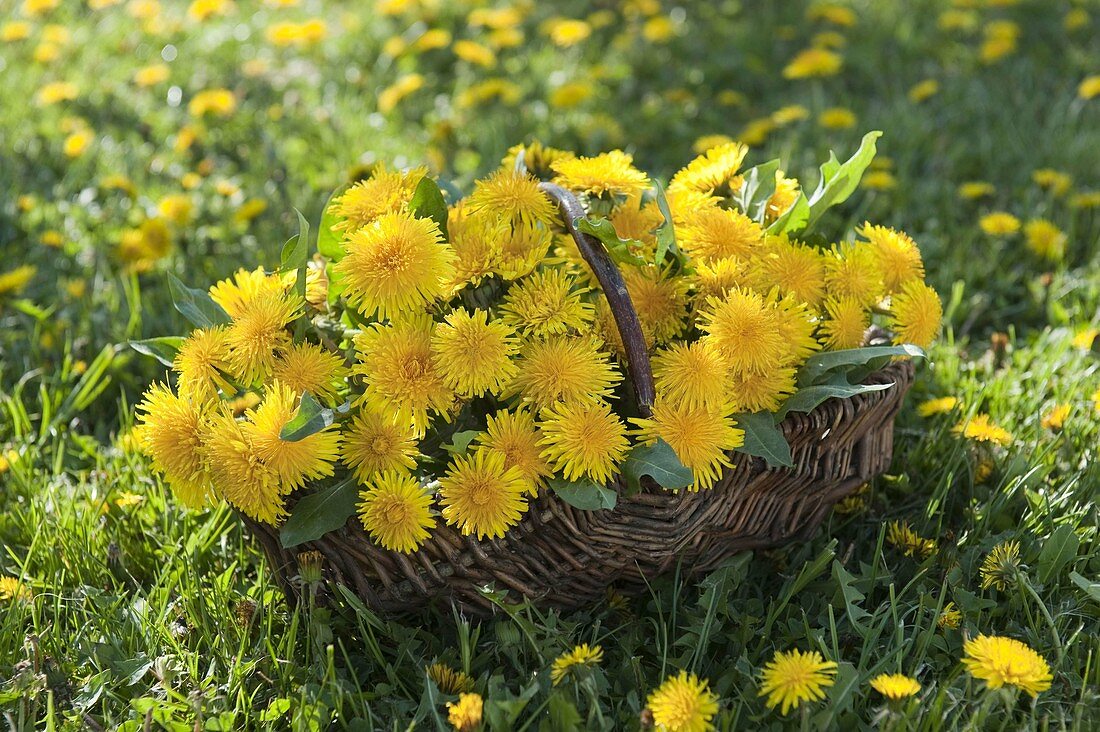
left=242, top=184, right=916, bottom=616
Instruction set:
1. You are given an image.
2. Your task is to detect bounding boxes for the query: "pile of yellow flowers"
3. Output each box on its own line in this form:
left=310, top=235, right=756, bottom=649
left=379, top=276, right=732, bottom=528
left=135, top=134, right=941, bottom=554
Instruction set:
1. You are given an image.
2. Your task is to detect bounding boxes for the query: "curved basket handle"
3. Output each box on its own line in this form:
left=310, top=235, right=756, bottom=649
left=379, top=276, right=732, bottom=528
left=538, top=182, right=655, bottom=417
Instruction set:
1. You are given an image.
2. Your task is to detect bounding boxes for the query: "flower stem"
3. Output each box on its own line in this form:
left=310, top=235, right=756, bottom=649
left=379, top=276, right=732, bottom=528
left=1019, top=575, right=1064, bottom=665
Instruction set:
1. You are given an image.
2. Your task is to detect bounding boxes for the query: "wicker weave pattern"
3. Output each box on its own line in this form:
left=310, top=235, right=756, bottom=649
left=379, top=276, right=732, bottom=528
left=244, top=360, right=913, bottom=615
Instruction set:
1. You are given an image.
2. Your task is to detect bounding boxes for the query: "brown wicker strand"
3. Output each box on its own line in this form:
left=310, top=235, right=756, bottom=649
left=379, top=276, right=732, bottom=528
left=244, top=360, right=914, bottom=616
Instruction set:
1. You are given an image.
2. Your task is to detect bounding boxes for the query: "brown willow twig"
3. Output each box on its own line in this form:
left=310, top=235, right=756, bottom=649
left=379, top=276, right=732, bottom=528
left=538, top=182, right=655, bottom=417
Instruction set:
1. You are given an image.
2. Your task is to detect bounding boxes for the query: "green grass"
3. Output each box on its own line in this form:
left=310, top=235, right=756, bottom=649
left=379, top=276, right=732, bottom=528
left=2, top=0, right=1100, bottom=728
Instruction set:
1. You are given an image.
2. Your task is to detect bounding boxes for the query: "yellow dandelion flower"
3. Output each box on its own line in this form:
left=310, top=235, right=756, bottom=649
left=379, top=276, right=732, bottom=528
left=917, top=396, right=960, bottom=417
left=748, top=237, right=827, bottom=306
left=551, top=150, right=650, bottom=199
left=187, top=0, right=231, bottom=22
left=783, top=47, right=842, bottom=79
left=962, top=635, right=1052, bottom=697
left=63, top=129, right=93, bottom=158
left=201, top=407, right=285, bottom=524
left=499, top=269, right=594, bottom=339
left=690, top=257, right=748, bottom=306
left=354, top=317, right=455, bottom=436
left=908, top=79, right=939, bottom=103
left=0, top=576, right=31, bottom=603
left=888, top=280, right=942, bottom=349
left=645, top=671, right=718, bottom=732
left=954, top=414, right=1013, bottom=446
left=156, top=194, right=194, bottom=225
left=128, top=0, right=161, bottom=21
left=550, top=644, right=603, bottom=686
left=1072, top=327, right=1097, bottom=350
left=621, top=265, right=689, bottom=345
left=870, top=674, right=921, bottom=701
left=113, top=491, right=144, bottom=508
left=0, top=265, right=36, bottom=296
left=208, top=267, right=286, bottom=319
left=818, top=107, right=857, bottom=129
left=863, top=170, right=897, bottom=191
left=507, top=336, right=622, bottom=410
left=479, top=409, right=552, bottom=492
left=137, top=383, right=213, bottom=508
left=35, top=80, right=78, bottom=106
left=188, top=88, right=236, bottom=117
left=886, top=520, right=936, bottom=558
left=651, top=341, right=730, bottom=410
left=773, top=294, right=821, bottom=366
left=431, top=309, right=518, bottom=397
left=501, top=140, right=576, bottom=180
left=0, top=450, right=19, bottom=475
left=427, top=664, right=474, bottom=695
left=494, top=221, right=553, bottom=280
left=1041, top=403, right=1070, bottom=430
left=813, top=29, right=846, bottom=48
left=224, top=292, right=300, bottom=384
left=412, top=28, right=450, bottom=52
left=227, top=391, right=261, bottom=415
left=452, top=39, right=495, bottom=67
left=236, top=199, right=267, bottom=223
left=819, top=297, right=869, bottom=351
left=438, top=447, right=529, bottom=539
left=329, top=166, right=426, bottom=234
left=979, top=540, right=1021, bottom=591
left=758, top=649, right=837, bottom=715
left=669, top=141, right=748, bottom=196
left=833, top=483, right=869, bottom=515
left=116, top=218, right=173, bottom=271
left=1, top=22, right=33, bottom=42
left=807, top=4, right=856, bottom=26
left=335, top=210, right=455, bottom=320
left=824, top=242, right=885, bottom=307
left=271, top=342, right=347, bottom=406
left=979, top=212, right=1020, bottom=236
left=1023, top=219, right=1066, bottom=261
left=173, top=326, right=233, bottom=400
left=697, top=135, right=737, bottom=153
left=358, top=471, right=435, bottom=553
left=446, top=692, right=483, bottom=732
left=861, top=224, right=924, bottom=293
left=727, top=366, right=798, bottom=414
left=766, top=172, right=801, bottom=222
left=547, top=18, right=590, bottom=47
left=679, top=207, right=765, bottom=264
left=698, top=289, right=786, bottom=374
left=939, top=8, right=978, bottom=31
left=341, top=407, right=418, bottom=483
left=1065, top=8, right=1090, bottom=31
left=959, top=182, right=995, bottom=200
left=244, top=382, right=340, bottom=491
left=938, top=601, right=962, bottom=629
left=466, top=168, right=556, bottom=227
left=633, top=400, right=744, bottom=490
left=1079, top=75, right=1100, bottom=100
left=446, top=202, right=505, bottom=290
left=539, top=400, right=629, bottom=484
left=134, top=63, right=170, bottom=87
left=610, top=199, right=663, bottom=248
left=1032, top=169, right=1072, bottom=197
left=980, top=32, right=1017, bottom=64
left=663, top=187, right=721, bottom=226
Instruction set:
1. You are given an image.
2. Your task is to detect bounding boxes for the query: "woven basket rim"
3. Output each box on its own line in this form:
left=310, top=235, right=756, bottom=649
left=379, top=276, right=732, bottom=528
left=242, top=358, right=915, bottom=615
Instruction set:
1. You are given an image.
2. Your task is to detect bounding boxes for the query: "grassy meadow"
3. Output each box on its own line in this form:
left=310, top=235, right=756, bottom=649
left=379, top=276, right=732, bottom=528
left=1, top=0, right=1099, bottom=729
